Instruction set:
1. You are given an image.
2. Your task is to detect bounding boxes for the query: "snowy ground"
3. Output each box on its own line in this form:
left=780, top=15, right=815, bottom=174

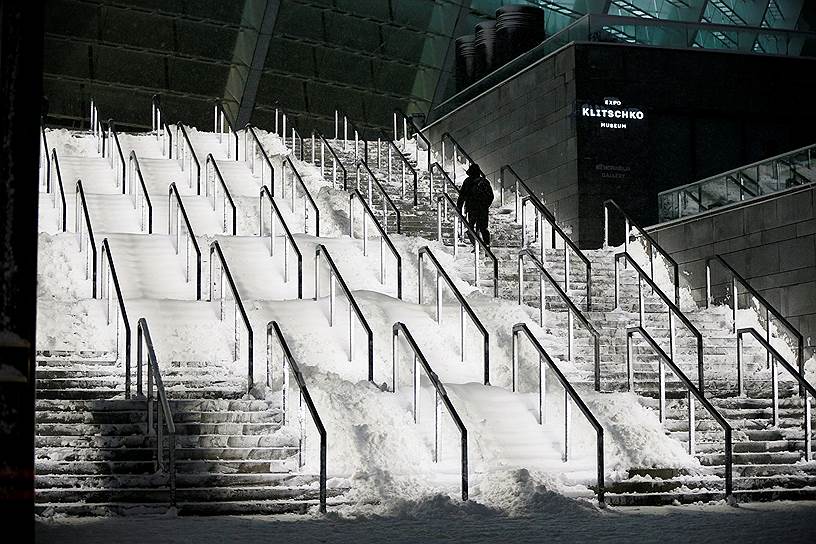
left=36, top=501, right=816, bottom=543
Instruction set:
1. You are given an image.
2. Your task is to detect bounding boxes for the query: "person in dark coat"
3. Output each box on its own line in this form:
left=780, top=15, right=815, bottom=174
left=456, top=163, right=493, bottom=247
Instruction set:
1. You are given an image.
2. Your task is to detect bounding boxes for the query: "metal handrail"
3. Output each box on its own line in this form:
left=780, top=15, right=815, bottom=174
left=349, top=188, right=403, bottom=300
left=334, top=109, right=369, bottom=163
left=151, top=94, right=172, bottom=159
left=707, top=255, right=805, bottom=390
left=440, top=132, right=474, bottom=187
left=281, top=156, right=320, bottom=236
left=50, top=149, right=67, bottom=232
left=267, top=321, right=327, bottom=512
left=508, top=166, right=592, bottom=309
left=604, top=199, right=680, bottom=306
left=393, top=108, right=431, bottom=170
left=273, top=106, right=305, bottom=161
left=519, top=249, right=600, bottom=391
left=736, top=327, right=814, bottom=460
left=175, top=123, right=201, bottom=194
left=127, top=151, right=154, bottom=234
left=205, top=153, right=237, bottom=235
left=429, top=161, right=460, bottom=211
left=436, top=192, right=499, bottom=297
left=615, top=251, right=704, bottom=392
left=356, top=160, right=401, bottom=234
left=418, top=246, right=489, bottom=384
left=168, top=183, right=202, bottom=300
left=239, top=124, right=275, bottom=190
left=213, top=99, right=238, bottom=160
left=378, top=129, right=418, bottom=206
left=136, top=318, right=177, bottom=506
left=100, top=239, right=132, bottom=398
left=75, top=180, right=98, bottom=298
left=107, top=120, right=126, bottom=191
left=260, top=186, right=303, bottom=299
left=311, top=130, right=348, bottom=190
left=40, top=124, right=50, bottom=191
left=627, top=325, right=733, bottom=497
left=90, top=99, right=105, bottom=156
left=511, top=322, right=604, bottom=504
left=314, top=244, right=374, bottom=383
left=209, top=240, right=254, bottom=393
left=500, top=164, right=547, bottom=218
left=392, top=322, right=468, bottom=501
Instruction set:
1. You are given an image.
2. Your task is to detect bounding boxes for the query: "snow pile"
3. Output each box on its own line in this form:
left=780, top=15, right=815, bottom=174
left=45, top=128, right=98, bottom=157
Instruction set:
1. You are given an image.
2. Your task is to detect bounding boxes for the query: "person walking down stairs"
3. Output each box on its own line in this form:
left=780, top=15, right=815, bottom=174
left=456, top=163, right=494, bottom=249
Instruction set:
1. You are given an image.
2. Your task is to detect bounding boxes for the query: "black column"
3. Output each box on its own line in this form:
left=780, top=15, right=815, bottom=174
left=0, top=0, right=44, bottom=537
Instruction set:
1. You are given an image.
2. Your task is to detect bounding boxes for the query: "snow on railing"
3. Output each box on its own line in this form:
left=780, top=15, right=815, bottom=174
left=512, top=322, right=605, bottom=505
left=209, top=241, right=254, bottom=393
left=151, top=94, right=172, bottom=159
left=175, top=123, right=201, bottom=194
left=107, top=120, right=126, bottom=192
left=377, top=129, right=418, bottom=206
left=281, top=156, right=319, bottom=236
left=213, top=99, right=238, bottom=160
left=314, top=244, right=374, bottom=382
left=311, top=130, right=348, bottom=190
left=349, top=188, right=403, bottom=300
left=240, top=124, right=275, bottom=190
left=137, top=317, right=177, bottom=506
left=334, top=109, right=368, bottom=163
left=259, top=186, right=303, bottom=299
left=266, top=320, right=327, bottom=513
left=49, top=149, right=67, bottom=232
left=393, top=108, right=431, bottom=172
left=604, top=199, right=680, bottom=306
left=626, top=324, right=733, bottom=498
left=205, top=153, right=237, bottom=235
left=127, top=151, right=153, bottom=234
left=736, top=328, right=813, bottom=461
left=169, top=183, right=202, bottom=300
left=418, top=246, right=488, bottom=384
left=614, top=252, right=704, bottom=393
left=100, top=238, right=133, bottom=398
left=392, top=322, right=468, bottom=501
left=706, top=255, right=805, bottom=390
left=75, top=180, right=98, bottom=299
left=356, top=160, right=401, bottom=234
left=436, top=192, right=499, bottom=297
left=519, top=249, right=600, bottom=391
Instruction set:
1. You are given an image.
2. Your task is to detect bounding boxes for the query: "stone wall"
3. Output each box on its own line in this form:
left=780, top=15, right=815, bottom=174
left=648, top=185, right=816, bottom=349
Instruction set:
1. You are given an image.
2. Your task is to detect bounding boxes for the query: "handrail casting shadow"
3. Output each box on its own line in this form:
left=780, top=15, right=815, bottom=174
left=627, top=325, right=733, bottom=497
left=356, top=160, right=401, bottom=234
left=614, top=251, right=704, bottom=392
left=127, top=150, right=154, bottom=234
left=605, top=199, right=680, bottom=306
left=392, top=322, right=468, bottom=500
left=260, top=186, right=304, bottom=299
left=168, top=183, right=202, bottom=300
left=75, top=180, right=98, bottom=298
left=100, top=239, right=132, bottom=398
left=205, top=153, right=237, bottom=235
left=437, top=192, right=499, bottom=297
left=175, top=123, right=201, bottom=194
left=314, top=244, right=374, bottom=383
left=282, top=156, right=320, bottom=236
left=418, top=246, right=489, bottom=384
left=209, top=240, right=254, bottom=393
left=267, top=321, right=327, bottom=512
left=349, top=188, right=403, bottom=300
left=137, top=317, right=177, bottom=506
left=519, top=249, right=600, bottom=391
left=512, top=322, right=605, bottom=505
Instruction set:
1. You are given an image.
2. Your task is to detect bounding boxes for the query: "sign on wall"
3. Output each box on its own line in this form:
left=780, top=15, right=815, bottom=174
left=579, top=97, right=646, bottom=131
